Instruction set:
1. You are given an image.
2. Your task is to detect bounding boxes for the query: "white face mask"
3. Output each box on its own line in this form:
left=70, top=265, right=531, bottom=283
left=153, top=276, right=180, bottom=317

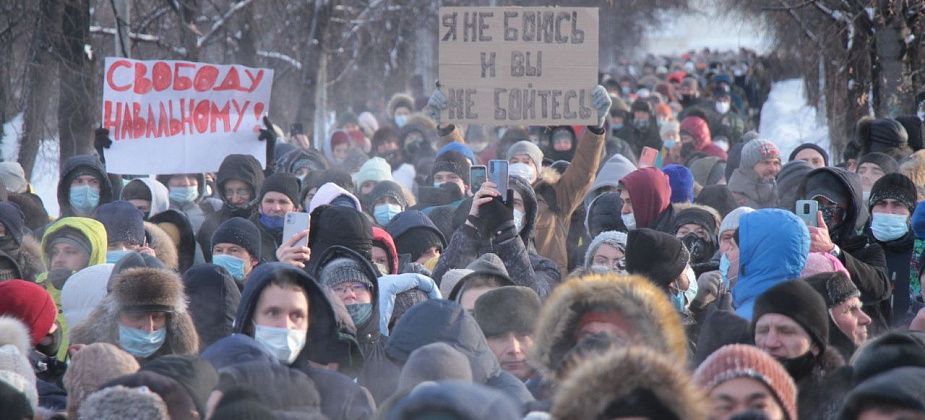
left=715, top=101, right=731, bottom=114
left=682, top=265, right=698, bottom=305
left=254, top=324, right=307, bottom=365
left=513, top=208, right=525, bottom=233
left=510, top=162, right=536, bottom=183
left=918, top=110, right=925, bottom=121
left=622, top=213, right=637, bottom=230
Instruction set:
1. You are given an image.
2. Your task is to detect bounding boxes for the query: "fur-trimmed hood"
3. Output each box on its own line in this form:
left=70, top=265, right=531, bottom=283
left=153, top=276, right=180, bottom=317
left=144, top=221, right=178, bottom=271
left=68, top=268, right=200, bottom=361
left=1, top=235, right=45, bottom=282
left=551, top=346, right=707, bottom=420
left=529, top=274, right=688, bottom=381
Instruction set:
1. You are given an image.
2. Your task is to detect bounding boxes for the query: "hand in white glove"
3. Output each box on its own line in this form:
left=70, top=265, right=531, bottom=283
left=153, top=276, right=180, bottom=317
left=591, top=85, right=612, bottom=128
left=426, top=86, right=449, bottom=126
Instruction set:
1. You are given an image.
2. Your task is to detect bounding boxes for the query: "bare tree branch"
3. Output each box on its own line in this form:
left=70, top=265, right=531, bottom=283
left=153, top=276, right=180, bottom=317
left=197, top=0, right=255, bottom=48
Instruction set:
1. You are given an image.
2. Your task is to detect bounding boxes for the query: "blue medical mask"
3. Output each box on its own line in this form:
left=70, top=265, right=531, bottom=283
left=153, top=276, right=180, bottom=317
left=106, top=250, right=130, bottom=264
left=433, top=181, right=444, bottom=188
left=118, top=324, right=166, bottom=358
left=670, top=291, right=685, bottom=312
left=719, top=254, right=731, bottom=288
left=169, top=186, right=198, bottom=205
left=663, top=140, right=677, bottom=150
left=374, top=204, right=402, bottom=226
left=213, top=254, right=246, bottom=282
left=394, top=115, right=408, bottom=128
left=259, top=214, right=285, bottom=231
left=69, top=185, right=100, bottom=214
left=346, top=303, right=374, bottom=326
left=254, top=324, right=306, bottom=364
left=870, top=212, right=909, bottom=242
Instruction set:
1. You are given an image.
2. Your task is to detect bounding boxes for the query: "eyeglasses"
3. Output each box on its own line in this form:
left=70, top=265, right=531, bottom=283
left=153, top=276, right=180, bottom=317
left=332, top=283, right=369, bottom=295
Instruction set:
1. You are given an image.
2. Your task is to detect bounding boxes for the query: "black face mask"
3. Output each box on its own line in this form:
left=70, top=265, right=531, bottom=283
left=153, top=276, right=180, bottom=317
left=681, top=233, right=717, bottom=264
left=778, top=351, right=816, bottom=382
left=0, top=236, right=18, bottom=256
left=819, top=204, right=845, bottom=230
left=680, top=94, right=697, bottom=107
left=36, top=325, right=62, bottom=358
left=680, top=142, right=696, bottom=158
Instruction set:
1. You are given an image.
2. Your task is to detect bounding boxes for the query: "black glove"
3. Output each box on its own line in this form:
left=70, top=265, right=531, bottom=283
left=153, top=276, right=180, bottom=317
left=94, top=127, right=112, bottom=164
left=259, top=116, right=277, bottom=173
left=478, top=190, right=514, bottom=238
left=94, top=127, right=112, bottom=150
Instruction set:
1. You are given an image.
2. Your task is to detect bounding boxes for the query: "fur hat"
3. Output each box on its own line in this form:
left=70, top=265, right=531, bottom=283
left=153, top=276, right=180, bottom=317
left=63, top=343, right=140, bottom=418
left=529, top=274, right=688, bottom=380
left=624, top=229, right=690, bottom=289
left=752, top=280, right=829, bottom=355
left=694, top=344, right=797, bottom=420
left=551, top=346, right=707, bottom=419
left=111, top=267, right=187, bottom=314
left=211, top=217, right=262, bottom=261
left=79, top=385, right=169, bottom=420
left=473, top=286, right=541, bottom=338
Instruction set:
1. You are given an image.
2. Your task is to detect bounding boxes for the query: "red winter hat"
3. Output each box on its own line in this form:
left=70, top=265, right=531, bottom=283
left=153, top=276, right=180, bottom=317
left=694, top=344, right=797, bottom=420
left=0, top=280, right=57, bottom=346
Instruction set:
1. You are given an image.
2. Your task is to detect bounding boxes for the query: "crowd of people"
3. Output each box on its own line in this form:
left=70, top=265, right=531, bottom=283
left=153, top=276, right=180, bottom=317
left=0, top=48, right=924, bottom=419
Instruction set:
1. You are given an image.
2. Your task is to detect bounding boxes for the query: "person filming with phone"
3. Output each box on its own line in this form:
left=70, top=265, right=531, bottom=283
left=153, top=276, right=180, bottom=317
left=798, top=167, right=892, bottom=335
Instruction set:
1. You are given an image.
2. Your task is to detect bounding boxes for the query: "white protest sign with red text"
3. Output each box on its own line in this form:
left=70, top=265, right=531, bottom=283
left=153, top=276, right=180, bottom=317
left=101, top=57, right=274, bottom=174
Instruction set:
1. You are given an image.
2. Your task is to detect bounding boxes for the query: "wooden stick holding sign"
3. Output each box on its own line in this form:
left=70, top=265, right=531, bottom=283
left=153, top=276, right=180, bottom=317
left=437, top=7, right=599, bottom=126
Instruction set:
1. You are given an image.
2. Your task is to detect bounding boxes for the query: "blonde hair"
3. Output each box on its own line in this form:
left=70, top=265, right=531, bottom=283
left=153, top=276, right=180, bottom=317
left=900, top=149, right=925, bottom=201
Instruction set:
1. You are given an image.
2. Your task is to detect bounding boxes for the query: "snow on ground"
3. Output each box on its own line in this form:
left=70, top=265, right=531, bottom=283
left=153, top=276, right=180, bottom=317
left=758, top=79, right=830, bottom=161
left=2, top=113, right=60, bottom=217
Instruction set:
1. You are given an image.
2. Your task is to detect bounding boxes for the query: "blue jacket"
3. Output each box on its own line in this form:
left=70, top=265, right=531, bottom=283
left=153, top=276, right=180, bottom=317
left=733, top=209, right=810, bottom=320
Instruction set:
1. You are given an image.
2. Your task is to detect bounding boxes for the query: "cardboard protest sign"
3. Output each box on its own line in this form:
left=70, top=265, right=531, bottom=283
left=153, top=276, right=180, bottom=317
left=438, top=7, right=598, bottom=126
left=101, top=57, right=274, bottom=174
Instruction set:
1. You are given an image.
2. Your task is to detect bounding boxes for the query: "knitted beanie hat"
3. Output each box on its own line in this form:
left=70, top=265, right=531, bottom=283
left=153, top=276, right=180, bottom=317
left=320, top=257, right=374, bottom=290
left=694, top=344, right=797, bottom=420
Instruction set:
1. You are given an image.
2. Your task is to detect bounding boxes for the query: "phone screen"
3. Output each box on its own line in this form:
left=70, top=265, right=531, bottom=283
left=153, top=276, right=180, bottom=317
left=470, top=165, right=487, bottom=193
